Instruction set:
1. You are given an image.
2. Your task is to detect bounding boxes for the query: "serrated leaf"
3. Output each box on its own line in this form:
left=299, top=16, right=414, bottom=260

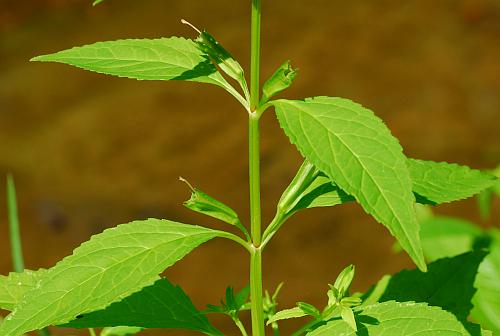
left=308, top=301, right=477, bottom=336
left=101, top=327, right=143, bottom=336
left=274, top=97, right=425, bottom=270
left=31, top=38, right=232, bottom=89
left=266, top=307, right=308, bottom=325
left=472, top=229, right=500, bottom=334
left=362, top=251, right=487, bottom=324
left=0, top=219, right=221, bottom=336
left=63, top=278, right=222, bottom=335
left=420, top=216, right=484, bottom=262
left=0, top=269, right=46, bottom=311
left=408, top=159, right=497, bottom=205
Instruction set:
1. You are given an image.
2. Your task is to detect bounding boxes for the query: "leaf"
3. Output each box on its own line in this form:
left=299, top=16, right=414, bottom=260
left=0, top=269, right=46, bottom=310
left=0, top=219, right=221, bottom=336
left=340, top=306, right=356, bottom=331
left=408, top=159, right=497, bottom=205
left=101, top=327, right=143, bottom=336
left=472, top=229, right=500, bottom=335
left=291, top=173, right=354, bottom=212
left=274, top=97, right=425, bottom=271
left=362, top=251, right=487, bottom=324
left=307, top=301, right=477, bottom=336
left=63, top=278, right=222, bottom=335
left=419, top=216, right=484, bottom=262
left=31, top=38, right=231, bottom=88
left=266, top=307, right=308, bottom=325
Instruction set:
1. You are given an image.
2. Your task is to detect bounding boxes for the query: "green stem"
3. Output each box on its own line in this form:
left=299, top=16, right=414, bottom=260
left=234, top=318, right=250, bottom=336
left=88, top=328, right=97, bottom=336
left=250, top=0, right=261, bottom=111
left=250, top=248, right=264, bottom=336
left=249, top=1, right=264, bottom=335
left=6, top=174, right=24, bottom=272
left=7, top=175, right=52, bottom=336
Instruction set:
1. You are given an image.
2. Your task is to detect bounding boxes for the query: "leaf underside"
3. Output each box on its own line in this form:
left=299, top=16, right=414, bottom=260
left=31, top=37, right=230, bottom=87
left=307, top=301, right=473, bottom=336
left=274, top=97, right=425, bottom=270
left=63, top=278, right=222, bottom=335
left=0, top=219, right=220, bottom=336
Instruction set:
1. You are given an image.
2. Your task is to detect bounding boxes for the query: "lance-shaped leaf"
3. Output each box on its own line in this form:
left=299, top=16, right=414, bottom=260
left=31, top=37, right=233, bottom=89
left=307, top=301, right=479, bottom=336
left=274, top=97, right=425, bottom=270
left=63, top=278, right=222, bottom=335
left=0, top=219, right=221, bottom=336
left=362, top=250, right=487, bottom=324
left=408, top=159, right=497, bottom=205
left=0, top=269, right=46, bottom=311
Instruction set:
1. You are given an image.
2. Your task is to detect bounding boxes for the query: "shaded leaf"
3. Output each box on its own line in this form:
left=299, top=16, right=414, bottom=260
left=274, top=97, right=425, bottom=270
left=0, top=219, right=221, bottom=336
left=362, top=251, right=487, bottom=323
left=63, top=278, right=222, bottom=335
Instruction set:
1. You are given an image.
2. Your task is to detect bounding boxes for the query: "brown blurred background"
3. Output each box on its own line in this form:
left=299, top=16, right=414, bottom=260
left=1, top=0, right=499, bottom=335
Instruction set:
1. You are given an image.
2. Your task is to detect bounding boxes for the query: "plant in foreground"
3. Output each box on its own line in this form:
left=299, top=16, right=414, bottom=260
left=1, top=1, right=498, bottom=335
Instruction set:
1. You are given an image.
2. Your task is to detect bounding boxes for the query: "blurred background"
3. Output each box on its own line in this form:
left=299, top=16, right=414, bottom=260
left=1, top=0, right=499, bottom=335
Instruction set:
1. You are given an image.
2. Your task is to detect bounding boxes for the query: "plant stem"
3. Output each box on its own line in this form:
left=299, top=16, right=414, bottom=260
left=250, top=0, right=261, bottom=111
left=249, top=1, right=264, bottom=335
left=234, top=318, right=250, bottom=336
left=6, top=175, right=52, bottom=336
left=88, top=328, right=97, bottom=336
left=250, top=248, right=264, bottom=336
left=6, top=174, right=24, bottom=272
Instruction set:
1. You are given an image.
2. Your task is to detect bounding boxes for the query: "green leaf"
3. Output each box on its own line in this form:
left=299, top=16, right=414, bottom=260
left=0, top=269, right=46, bottom=311
left=63, top=278, right=222, bottom=335
left=31, top=37, right=231, bottom=88
left=472, top=229, right=500, bottom=334
left=362, top=251, right=487, bottom=323
left=408, top=159, right=497, bottom=205
left=181, top=178, right=249, bottom=240
left=262, top=61, right=297, bottom=103
left=274, top=97, right=425, bottom=271
left=332, top=265, right=355, bottom=299
left=0, top=219, right=221, bottom=336
left=420, top=216, right=484, bottom=262
left=340, top=306, right=357, bottom=331
left=266, top=307, right=308, bottom=325
left=101, top=327, right=143, bottom=336
left=307, top=301, right=476, bottom=336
